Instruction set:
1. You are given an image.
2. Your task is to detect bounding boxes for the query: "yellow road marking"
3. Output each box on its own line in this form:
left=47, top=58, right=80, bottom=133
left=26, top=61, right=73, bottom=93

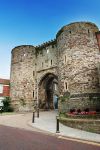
left=58, top=136, right=100, bottom=147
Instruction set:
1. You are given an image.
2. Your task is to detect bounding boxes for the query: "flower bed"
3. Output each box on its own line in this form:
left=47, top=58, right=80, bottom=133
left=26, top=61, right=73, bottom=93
left=59, top=117, right=100, bottom=134
left=68, top=111, right=97, bottom=115
left=59, top=108, right=100, bottom=133
left=66, top=108, right=100, bottom=119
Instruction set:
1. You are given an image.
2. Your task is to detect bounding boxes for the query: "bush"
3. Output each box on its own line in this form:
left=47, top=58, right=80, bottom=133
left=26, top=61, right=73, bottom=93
left=3, top=97, right=13, bottom=112
left=77, top=109, right=81, bottom=113
left=70, top=109, right=76, bottom=113
left=84, top=108, right=89, bottom=112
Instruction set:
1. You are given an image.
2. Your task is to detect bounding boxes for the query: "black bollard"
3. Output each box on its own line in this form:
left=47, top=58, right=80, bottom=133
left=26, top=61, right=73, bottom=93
left=37, top=108, right=39, bottom=118
left=32, top=111, right=35, bottom=123
left=56, top=116, right=60, bottom=133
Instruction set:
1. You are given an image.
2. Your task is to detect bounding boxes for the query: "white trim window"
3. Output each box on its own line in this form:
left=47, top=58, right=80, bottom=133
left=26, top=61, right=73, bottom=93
left=54, top=83, right=57, bottom=91
left=0, top=84, right=3, bottom=93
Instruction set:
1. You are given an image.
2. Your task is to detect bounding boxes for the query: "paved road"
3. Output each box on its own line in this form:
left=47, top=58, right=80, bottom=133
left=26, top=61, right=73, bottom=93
left=0, top=113, right=37, bottom=131
left=0, top=125, right=100, bottom=150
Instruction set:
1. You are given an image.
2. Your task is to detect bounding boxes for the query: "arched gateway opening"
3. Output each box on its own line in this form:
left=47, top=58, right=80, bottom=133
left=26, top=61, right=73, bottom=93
left=38, top=73, right=58, bottom=110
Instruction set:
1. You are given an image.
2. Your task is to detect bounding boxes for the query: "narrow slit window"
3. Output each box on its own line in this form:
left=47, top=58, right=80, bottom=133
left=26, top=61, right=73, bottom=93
left=24, top=53, right=26, bottom=57
left=54, top=84, right=57, bottom=90
left=69, top=30, right=71, bottom=34
left=52, top=45, right=55, bottom=48
left=47, top=49, right=49, bottom=54
left=65, top=82, right=67, bottom=90
left=65, top=82, right=68, bottom=90
left=33, top=91, right=34, bottom=98
left=33, top=71, right=35, bottom=76
left=51, top=60, right=52, bottom=66
left=42, top=62, right=43, bottom=67
left=65, top=55, right=66, bottom=63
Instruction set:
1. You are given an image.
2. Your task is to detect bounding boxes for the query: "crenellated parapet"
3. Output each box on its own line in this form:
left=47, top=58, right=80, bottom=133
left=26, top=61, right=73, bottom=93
left=35, top=39, right=57, bottom=53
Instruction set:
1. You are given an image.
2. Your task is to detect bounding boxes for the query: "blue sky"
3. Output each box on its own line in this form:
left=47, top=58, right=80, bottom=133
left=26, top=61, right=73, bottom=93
left=0, top=0, right=100, bottom=79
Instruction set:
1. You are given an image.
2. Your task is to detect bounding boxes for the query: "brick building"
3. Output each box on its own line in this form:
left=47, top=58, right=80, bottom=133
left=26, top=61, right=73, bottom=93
left=10, top=22, right=100, bottom=112
left=0, top=78, right=10, bottom=105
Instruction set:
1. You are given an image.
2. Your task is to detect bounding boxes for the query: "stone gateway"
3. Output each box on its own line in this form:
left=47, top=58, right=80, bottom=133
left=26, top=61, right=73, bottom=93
left=10, top=22, right=100, bottom=112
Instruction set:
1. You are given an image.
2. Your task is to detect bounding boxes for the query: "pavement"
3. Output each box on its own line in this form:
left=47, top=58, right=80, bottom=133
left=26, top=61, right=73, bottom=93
left=0, top=111, right=100, bottom=143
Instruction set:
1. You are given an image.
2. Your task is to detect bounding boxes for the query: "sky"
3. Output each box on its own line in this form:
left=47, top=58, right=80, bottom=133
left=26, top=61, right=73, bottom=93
left=0, top=0, right=100, bottom=79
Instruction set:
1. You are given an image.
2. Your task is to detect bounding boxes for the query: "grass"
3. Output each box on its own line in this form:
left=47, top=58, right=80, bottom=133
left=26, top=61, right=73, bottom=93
left=0, top=112, right=17, bottom=115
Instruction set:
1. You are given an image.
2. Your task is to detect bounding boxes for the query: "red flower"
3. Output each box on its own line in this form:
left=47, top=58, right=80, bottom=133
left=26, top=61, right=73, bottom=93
left=89, top=111, right=96, bottom=115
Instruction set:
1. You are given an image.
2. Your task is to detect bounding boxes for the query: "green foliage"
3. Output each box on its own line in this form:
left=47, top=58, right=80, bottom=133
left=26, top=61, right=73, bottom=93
left=3, top=97, right=13, bottom=112
left=20, top=98, right=26, bottom=106
left=60, top=95, right=70, bottom=102
left=60, top=96, right=66, bottom=102
left=59, top=112, right=66, bottom=118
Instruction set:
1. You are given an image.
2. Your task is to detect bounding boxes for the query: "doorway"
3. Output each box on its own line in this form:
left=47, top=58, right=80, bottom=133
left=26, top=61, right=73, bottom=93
left=38, top=73, right=58, bottom=110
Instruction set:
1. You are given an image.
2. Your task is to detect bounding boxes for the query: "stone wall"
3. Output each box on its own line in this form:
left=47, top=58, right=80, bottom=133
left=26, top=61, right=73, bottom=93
left=10, top=22, right=100, bottom=112
left=10, top=45, right=35, bottom=111
left=59, top=95, right=100, bottom=113
left=57, top=22, right=100, bottom=111
left=35, top=41, right=58, bottom=108
left=10, top=41, right=58, bottom=111
left=96, top=31, right=100, bottom=50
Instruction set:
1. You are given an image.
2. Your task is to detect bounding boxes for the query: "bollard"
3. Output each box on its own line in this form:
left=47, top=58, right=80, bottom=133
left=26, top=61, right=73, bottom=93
left=56, top=116, right=60, bottom=133
left=32, top=111, right=35, bottom=123
left=37, top=108, right=39, bottom=118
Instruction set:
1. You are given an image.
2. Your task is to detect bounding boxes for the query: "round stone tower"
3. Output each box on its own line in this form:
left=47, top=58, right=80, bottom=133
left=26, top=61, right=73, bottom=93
left=10, top=45, right=35, bottom=111
left=57, top=22, right=100, bottom=111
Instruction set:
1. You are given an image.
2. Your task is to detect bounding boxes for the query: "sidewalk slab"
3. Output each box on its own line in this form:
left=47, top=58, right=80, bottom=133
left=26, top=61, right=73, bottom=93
left=29, top=111, right=100, bottom=143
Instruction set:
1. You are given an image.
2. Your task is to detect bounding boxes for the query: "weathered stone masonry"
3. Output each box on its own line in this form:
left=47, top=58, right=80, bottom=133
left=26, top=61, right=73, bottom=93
left=10, top=22, right=100, bottom=111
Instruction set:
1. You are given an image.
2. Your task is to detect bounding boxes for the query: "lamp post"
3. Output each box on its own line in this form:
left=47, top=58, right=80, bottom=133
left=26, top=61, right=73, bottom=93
left=36, top=78, right=40, bottom=118
left=35, top=62, right=39, bottom=118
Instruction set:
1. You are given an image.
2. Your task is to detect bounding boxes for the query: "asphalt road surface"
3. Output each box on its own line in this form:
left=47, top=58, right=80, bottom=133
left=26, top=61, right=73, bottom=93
left=0, top=125, right=100, bottom=150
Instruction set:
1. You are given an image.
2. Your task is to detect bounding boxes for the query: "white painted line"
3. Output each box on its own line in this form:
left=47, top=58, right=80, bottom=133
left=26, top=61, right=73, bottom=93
left=58, top=136, right=100, bottom=147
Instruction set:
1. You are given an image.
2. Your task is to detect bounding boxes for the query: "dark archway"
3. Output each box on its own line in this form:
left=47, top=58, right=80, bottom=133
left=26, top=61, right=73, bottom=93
left=38, top=73, right=58, bottom=110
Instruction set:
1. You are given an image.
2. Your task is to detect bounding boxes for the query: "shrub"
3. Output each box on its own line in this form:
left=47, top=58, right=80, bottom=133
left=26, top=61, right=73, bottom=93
left=70, top=109, right=76, bottom=113
left=96, top=108, right=100, bottom=112
left=60, top=96, right=67, bottom=102
left=20, top=98, right=26, bottom=106
left=77, top=109, right=81, bottom=113
left=84, top=108, right=89, bottom=112
left=3, top=97, right=13, bottom=112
